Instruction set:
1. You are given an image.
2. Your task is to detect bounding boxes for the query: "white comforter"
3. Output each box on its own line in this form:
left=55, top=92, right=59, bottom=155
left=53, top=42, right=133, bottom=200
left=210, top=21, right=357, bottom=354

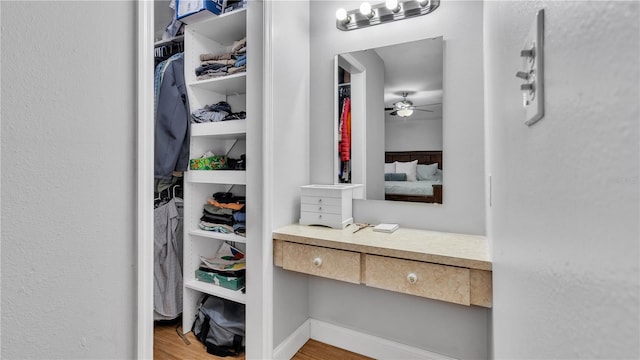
left=384, top=180, right=441, bottom=196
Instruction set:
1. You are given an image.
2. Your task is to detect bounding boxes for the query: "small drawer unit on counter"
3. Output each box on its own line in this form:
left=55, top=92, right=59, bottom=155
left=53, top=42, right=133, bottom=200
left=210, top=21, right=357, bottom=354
left=299, top=184, right=363, bottom=229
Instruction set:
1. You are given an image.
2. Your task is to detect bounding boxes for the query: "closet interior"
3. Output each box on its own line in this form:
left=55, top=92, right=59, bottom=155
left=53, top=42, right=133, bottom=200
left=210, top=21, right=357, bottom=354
left=337, top=66, right=351, bottom=183
left=153, top=1, right=248, bottom=357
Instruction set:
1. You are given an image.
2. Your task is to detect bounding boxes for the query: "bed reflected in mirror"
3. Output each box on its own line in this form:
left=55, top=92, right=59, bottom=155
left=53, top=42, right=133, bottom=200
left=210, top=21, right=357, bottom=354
left=336, top=36, right=444, bottom=204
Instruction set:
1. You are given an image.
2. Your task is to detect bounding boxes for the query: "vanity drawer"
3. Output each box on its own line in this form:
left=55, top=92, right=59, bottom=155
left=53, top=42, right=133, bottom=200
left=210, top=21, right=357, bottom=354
left=283, top=242, right=361, bottom=284
left=299, top=211, right=351, bottom=229
left=364, top=255, right=471, bottom=305
left=300, top=196, right=344, bottom=207
left=301, top=203, right=342, bottom=214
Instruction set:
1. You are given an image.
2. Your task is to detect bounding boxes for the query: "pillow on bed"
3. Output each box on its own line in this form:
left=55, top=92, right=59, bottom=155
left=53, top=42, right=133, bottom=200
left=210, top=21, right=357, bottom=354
left=384, top=173, right=407, bottom=181
left=395, top=160, right=418, bottom=181
left=417, top=163, right=439, bottom=181
left=384, top=162, right=396, bottom=173
left=433, top=168, right=443, bottom=181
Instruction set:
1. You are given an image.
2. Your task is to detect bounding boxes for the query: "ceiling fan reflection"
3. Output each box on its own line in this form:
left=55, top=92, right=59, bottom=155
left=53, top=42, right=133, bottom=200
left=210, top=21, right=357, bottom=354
left=384, top=92, right=441, bottom=117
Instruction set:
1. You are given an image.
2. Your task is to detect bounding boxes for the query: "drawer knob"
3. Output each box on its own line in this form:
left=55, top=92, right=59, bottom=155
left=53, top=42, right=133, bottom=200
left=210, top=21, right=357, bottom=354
left=313, top=257, right=323, bottom=267
left=318, top=199, right=323, bottom=203
left=318, top=214, right=323, bottom=219
left=318, top=206, right=322, bottom=211
left=407, top=273, right=418, bottom=284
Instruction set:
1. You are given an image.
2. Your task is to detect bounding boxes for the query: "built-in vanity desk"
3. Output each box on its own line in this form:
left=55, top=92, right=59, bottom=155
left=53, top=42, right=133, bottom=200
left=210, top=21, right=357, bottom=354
left=273, top=224, right=492, bottom=307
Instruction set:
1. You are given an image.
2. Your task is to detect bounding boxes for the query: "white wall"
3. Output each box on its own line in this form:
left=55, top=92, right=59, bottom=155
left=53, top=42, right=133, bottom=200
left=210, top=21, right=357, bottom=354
left=385, top=118, right=443, bottom=151
left=309, top=1, right=489, bottom=358
left=484, top=1, right=639, bottom=358
left=1, top=1, right=136, bottom=359
left=311, top=0, right=485, bottom=235
left=266, top=0, right=312, bottom=350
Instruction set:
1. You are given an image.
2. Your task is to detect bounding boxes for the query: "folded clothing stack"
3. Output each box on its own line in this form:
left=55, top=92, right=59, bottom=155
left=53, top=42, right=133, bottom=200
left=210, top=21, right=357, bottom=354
left=196, top=37, right=247, bottom=81
left=199, top=192, right=246, bottom=236
left=191, top=101, right=247, bottom=123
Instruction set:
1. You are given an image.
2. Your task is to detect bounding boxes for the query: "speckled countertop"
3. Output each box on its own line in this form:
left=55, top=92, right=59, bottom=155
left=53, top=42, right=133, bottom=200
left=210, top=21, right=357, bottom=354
left=273, top=224, right=492, bottom=271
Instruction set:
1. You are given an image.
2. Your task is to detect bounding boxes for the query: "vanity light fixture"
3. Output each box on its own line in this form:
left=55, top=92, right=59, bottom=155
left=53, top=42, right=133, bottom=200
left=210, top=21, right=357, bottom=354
left=336, top=0, right=440, bottom=31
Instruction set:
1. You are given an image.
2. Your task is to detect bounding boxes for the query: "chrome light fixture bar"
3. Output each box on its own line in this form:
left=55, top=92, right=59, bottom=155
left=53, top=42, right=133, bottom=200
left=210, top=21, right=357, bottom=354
left=336, top=0, right=440, bottom=31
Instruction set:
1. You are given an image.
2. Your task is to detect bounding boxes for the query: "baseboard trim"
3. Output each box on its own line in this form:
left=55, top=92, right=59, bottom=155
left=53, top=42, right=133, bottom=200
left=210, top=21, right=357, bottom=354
left=272, top=319, right=311, bottom=360
left=272, top=318, right=456, bottom=360
left=309, top=319, right=457, bottom=360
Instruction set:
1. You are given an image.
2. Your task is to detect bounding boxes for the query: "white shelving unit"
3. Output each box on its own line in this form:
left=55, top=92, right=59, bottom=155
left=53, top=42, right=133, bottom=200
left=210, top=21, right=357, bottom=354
left=182, top=8, right=248, bottom=334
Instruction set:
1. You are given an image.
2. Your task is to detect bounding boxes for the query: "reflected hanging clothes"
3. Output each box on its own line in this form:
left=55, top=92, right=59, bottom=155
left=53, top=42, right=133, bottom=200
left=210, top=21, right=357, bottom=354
left=154, top=197, right=184, bottom=321
left=338, top=94, right=351, bottom=182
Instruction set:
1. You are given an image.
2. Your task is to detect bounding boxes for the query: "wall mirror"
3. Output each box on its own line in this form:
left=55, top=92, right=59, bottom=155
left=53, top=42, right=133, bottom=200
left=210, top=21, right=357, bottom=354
left=335, top=36, right=444, bottom=204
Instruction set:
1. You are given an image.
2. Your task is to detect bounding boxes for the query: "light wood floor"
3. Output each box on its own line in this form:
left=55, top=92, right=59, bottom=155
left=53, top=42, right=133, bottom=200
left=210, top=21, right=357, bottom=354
left=153, top=320, right=372, bottom=360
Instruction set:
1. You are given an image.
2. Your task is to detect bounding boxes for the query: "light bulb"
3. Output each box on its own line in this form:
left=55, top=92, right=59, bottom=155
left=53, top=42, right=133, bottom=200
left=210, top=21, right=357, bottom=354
left=385, top=0, right=400, bottom=12
left=359, top=2, right=374, bottom=18
left=397, top=108, right=414, bottom=117
left=336, top=8, right=349, bottom=22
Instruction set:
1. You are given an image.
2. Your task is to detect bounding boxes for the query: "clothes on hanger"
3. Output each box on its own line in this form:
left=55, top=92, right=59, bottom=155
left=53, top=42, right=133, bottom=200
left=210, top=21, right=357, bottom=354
left=338, top=86, right=351, bottom=183
left=155, top=40, right=184, bottom=67
left=155, top=52, right=190, bottom=180
left=154, top=196, right=184, bottom=321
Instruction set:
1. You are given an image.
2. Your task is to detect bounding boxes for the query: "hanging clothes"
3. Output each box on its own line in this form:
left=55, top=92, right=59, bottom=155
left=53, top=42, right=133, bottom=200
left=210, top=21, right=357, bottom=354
left=155, top=53, right=190, bottom=180
left=340, top=97, right=351, bottom=161
left=154, top=197, right=184, bottom=321
left=338, top=86, right=351, bottom=182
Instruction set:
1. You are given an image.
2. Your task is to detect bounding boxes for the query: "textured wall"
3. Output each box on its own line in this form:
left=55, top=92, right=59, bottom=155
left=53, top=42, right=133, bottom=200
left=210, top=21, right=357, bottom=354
left=1, top=2, right=137, bottom=359
left=484, top=1, right=639, bottom=358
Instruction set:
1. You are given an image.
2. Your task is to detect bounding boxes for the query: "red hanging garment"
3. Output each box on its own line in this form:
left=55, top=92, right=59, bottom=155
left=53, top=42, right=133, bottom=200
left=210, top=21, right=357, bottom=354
left=340, top=97, right=351, bottom=161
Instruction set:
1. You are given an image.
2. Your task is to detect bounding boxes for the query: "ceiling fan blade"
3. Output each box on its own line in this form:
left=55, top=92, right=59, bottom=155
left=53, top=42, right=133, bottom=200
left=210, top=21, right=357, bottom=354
left=412, top=103, right=442, bottom=108
left=413, top=109, right=434, bottom=112
left=384, top=107, right=394, bottom=111
left=389, top=111, right=398, bottom=116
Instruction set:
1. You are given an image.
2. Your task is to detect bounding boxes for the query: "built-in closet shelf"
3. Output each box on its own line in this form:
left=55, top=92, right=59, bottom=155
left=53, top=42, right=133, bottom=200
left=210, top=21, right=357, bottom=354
left=187, top=73, right=247, bottom=94
left=185, top=170, right=246, bottom=184
left=187, top=8, right=246, bottom=42
left=189, top=229, right=247, bottom=244
left=182, top=2, right=250, bottom=336
left=191, top=119, right=246, bottom=137
left=185, top=280, right=247, bottom=304
left=154, top=35, right=184, bottom=47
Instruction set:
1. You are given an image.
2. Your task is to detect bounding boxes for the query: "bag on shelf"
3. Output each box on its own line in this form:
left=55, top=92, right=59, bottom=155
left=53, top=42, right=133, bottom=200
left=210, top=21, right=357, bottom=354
left=193, top=295, right=245, bottom=357
left=189, top=151, right=228, bottom=170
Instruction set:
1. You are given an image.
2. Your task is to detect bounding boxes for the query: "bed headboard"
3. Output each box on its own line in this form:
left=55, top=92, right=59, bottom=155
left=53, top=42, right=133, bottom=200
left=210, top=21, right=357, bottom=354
left=385, top=151, right=443, bottom=170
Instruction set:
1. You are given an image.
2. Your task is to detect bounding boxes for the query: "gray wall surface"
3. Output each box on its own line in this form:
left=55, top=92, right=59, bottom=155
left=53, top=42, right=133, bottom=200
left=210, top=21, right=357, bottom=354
left=1, top=1, right=137, bottom=359
left=484, top=1, right=639, bottom=358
